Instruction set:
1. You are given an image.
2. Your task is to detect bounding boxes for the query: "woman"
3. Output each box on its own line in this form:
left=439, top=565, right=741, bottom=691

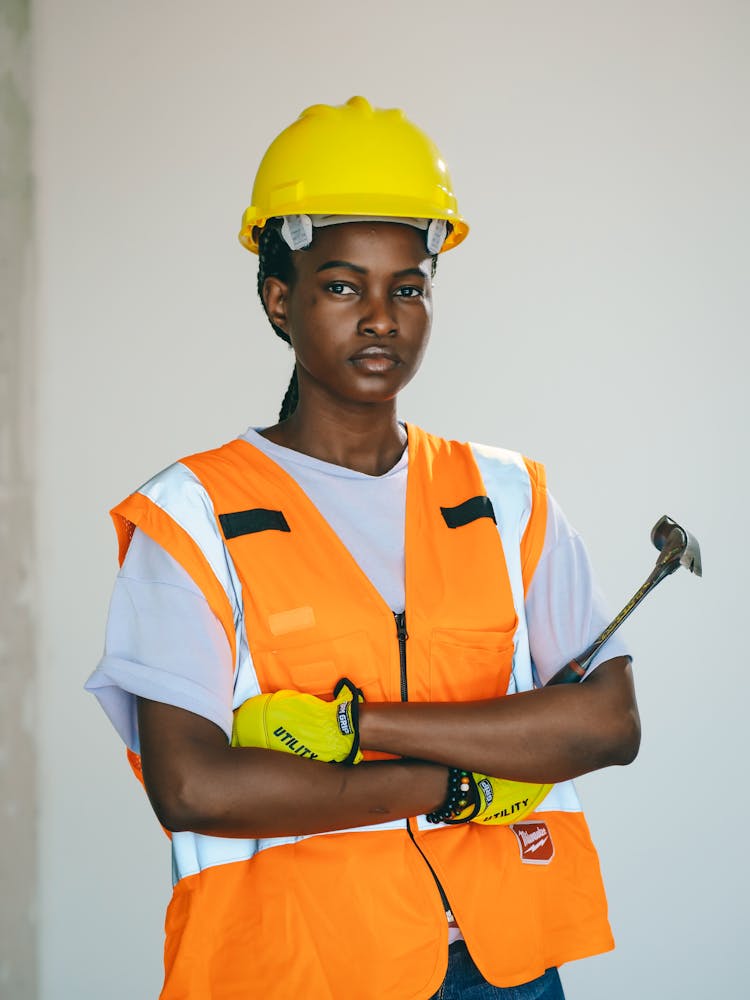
left=87, top=96, right=639, bottom=999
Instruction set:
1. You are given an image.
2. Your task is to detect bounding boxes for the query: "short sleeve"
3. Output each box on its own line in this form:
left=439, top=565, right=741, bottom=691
left=526, top=494, right=632, bottom=685
left=85, top=528, right=234, bottom=751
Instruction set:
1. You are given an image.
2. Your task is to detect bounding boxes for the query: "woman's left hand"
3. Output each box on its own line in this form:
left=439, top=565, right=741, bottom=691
left=232, top=678, right=364, bottom=765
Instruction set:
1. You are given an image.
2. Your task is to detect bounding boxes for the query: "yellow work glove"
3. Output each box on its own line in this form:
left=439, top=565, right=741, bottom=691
left=231, top=677, right=364, bottom=765
left=467, top=774, right=552, bottom=825
left=429, top=771, right=552, bottom=826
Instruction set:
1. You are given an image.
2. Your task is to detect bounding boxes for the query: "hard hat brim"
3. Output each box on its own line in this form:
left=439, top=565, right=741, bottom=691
left=240, top=199, right=468, bottom=254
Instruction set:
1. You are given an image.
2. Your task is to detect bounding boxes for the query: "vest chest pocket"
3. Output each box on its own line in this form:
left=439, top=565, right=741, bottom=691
left=254, top=629, right=383, bottom=702
left=429, top=624, right=517, bottom=702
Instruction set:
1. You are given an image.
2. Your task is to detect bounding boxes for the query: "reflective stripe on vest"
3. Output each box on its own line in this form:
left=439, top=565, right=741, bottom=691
left=468, top=442, right=582, bottom=819
left=111, top=461, right=253, bottom=689
left=112, top=424, right=612, bottom=998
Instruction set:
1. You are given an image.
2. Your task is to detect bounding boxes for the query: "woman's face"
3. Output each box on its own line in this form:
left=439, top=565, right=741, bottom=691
left=264, top=221, right=434, bottom=411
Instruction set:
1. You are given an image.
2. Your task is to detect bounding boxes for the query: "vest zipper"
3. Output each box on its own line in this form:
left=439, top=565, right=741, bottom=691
left=393, top=611, right=453, bottom=918
left=395, top=611, right=409, bottom=701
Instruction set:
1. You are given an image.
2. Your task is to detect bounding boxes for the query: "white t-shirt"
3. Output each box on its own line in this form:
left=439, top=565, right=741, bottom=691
left=86, top=428, right=631, bottom=752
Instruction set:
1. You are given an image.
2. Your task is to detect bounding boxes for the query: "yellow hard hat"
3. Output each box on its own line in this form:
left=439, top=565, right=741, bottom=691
left=239, top=96, right=468, bottom=254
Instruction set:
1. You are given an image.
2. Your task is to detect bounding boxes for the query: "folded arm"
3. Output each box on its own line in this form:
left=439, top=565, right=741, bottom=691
left=357, top=655, right=640, bottom=783
left=136, top=697, right=447, bottom=837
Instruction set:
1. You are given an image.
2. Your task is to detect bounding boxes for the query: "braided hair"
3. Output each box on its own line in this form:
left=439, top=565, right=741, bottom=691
left=256, top=223, right=299, bottom=421
left=256, top=221, right=440, bottom=423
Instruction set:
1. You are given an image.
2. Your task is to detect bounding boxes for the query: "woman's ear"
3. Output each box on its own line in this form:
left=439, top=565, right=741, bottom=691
left=263, top=277, right=289, bottom=332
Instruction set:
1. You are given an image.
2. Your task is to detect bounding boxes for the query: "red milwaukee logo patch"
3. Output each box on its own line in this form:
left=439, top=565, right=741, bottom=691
left=510, top=821, right=555, bottom=864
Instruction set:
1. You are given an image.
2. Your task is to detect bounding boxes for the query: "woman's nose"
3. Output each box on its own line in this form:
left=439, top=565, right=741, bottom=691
left=358, top=294, right=397, bottom=337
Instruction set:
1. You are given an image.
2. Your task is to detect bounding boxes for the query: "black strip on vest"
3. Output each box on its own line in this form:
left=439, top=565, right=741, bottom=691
left=219, top=509, right=291, bottom=539
left=440, top=495, right=496, bottom=529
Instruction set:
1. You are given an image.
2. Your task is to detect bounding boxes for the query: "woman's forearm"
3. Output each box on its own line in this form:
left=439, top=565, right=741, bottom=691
left=358, top=656, right=640, bottom=783
left=137, top=698, right=447, bottom=838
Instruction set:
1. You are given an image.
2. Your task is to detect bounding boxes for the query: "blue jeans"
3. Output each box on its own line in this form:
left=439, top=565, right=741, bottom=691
left=429, top=941, right=565, bottom=999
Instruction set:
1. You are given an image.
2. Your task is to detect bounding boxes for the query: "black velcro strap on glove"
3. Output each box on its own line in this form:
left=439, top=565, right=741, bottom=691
left=332, top=676, right=364, bottom=766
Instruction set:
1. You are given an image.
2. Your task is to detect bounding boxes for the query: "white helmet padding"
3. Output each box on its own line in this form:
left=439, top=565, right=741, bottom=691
left=279, top=215, right=448, bottom=254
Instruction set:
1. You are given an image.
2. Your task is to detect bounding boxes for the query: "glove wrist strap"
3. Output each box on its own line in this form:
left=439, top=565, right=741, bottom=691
left=426, top=769, right=475, bottom=824
left=333, top=677, right=363, bottom=766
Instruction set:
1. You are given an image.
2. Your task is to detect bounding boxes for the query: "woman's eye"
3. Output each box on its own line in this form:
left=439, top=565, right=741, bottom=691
left=327, top=282, right=357, bottom=295
left=395, top=286, right=423, bottom=298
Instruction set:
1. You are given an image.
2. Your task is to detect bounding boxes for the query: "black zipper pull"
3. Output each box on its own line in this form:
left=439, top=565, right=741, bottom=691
left=394, top=611, right=409, bottom=702
left=393, top=611, right=453, bottom=917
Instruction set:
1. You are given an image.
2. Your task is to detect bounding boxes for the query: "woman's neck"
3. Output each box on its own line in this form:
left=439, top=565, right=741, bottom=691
left=259, top=400, right=407, bottom=476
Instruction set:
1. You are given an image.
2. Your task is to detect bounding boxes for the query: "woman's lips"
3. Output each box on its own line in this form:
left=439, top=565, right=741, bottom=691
left=349, top=346, right=401, bottom=372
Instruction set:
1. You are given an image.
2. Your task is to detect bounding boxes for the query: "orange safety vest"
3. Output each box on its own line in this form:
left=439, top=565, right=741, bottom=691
left=112, top=424, right=613, bottom=999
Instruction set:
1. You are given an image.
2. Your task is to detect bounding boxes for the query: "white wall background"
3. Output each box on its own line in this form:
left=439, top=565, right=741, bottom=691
left=33, top=1, right=748, bottom=997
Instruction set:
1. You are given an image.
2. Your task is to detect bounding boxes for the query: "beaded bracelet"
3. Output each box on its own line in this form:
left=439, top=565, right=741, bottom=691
left=426, top=768, right=475, bottom=824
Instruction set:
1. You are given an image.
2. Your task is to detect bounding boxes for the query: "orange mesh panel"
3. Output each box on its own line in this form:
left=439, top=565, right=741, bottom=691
left=126, top=747, right=144, bottom=786
left=520, top=457, right=548, bottom=595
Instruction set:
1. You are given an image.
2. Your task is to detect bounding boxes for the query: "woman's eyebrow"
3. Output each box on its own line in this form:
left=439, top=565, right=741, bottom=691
left=315, top=261, right=426, bottom=279
left=315, top=260, right=367, bottom=274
